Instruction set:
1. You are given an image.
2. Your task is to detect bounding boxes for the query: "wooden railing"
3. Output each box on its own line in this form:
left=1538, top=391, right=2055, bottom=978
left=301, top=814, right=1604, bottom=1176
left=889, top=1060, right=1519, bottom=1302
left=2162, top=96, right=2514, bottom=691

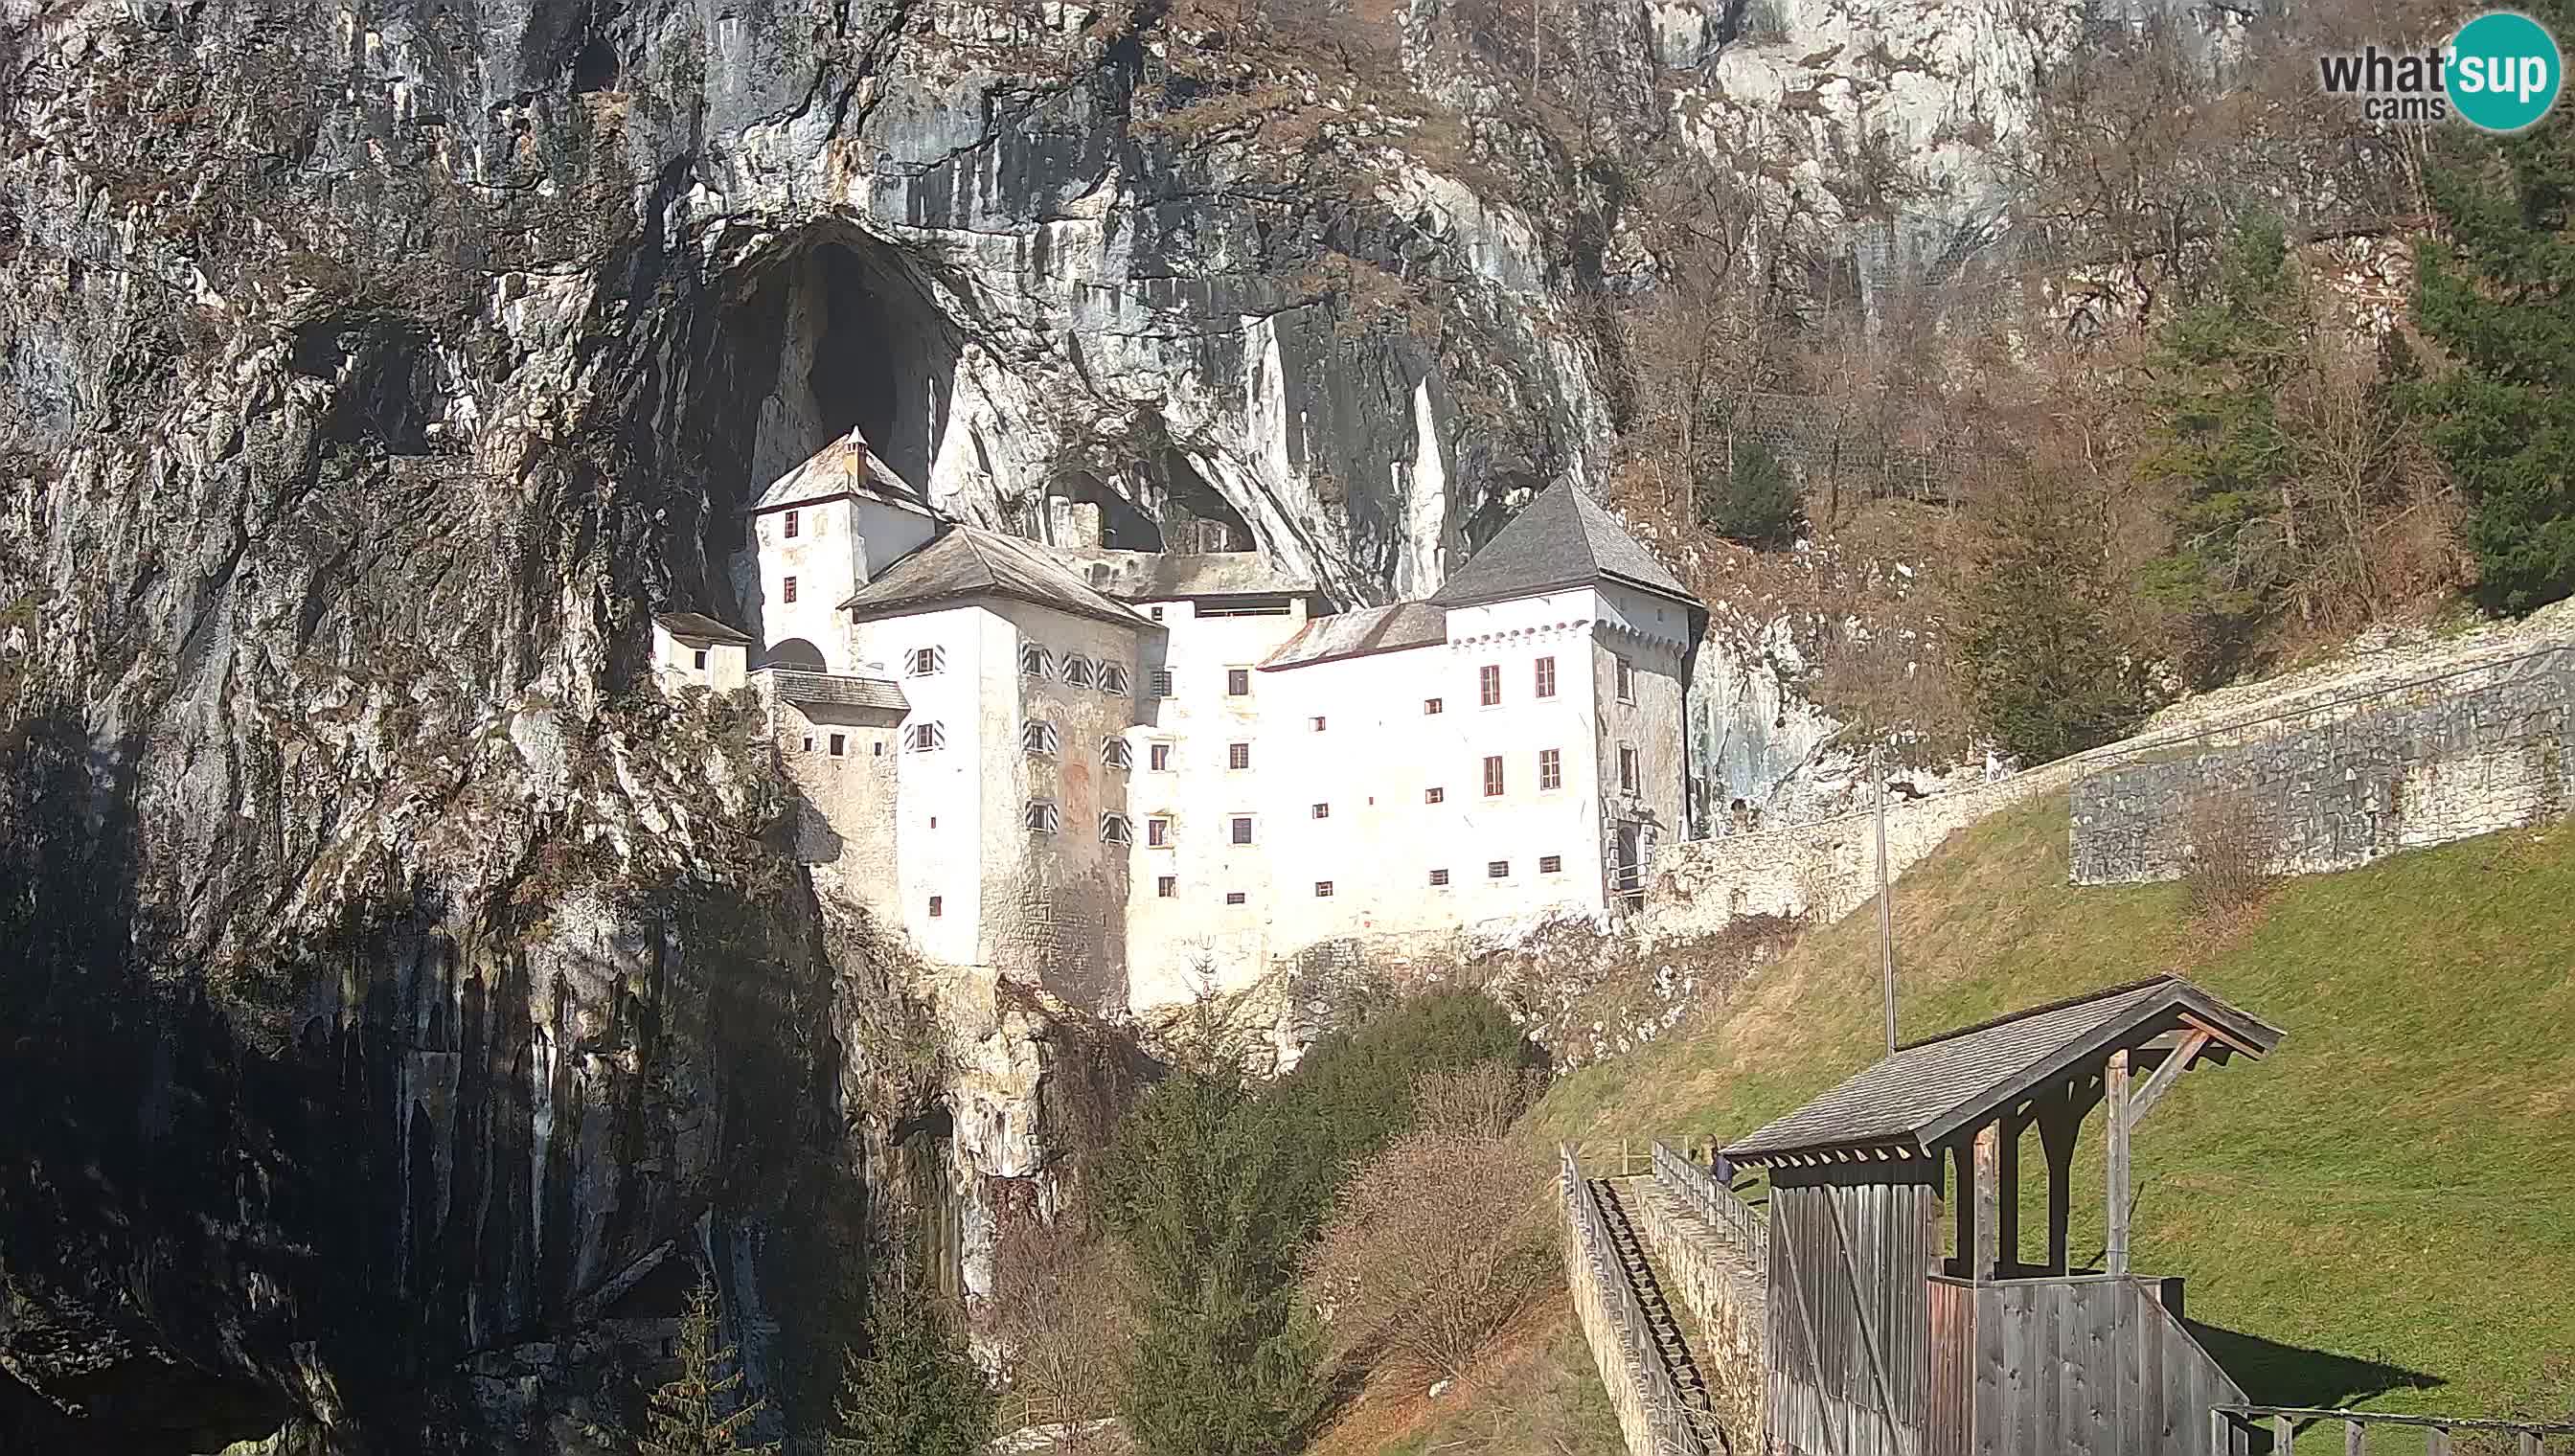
left=2213, top=1405, right=2575, bottom=1454
left=1652, top=1139, right=1767, bottom=1269
left=1561, top=1144, right=1716, bottom=1456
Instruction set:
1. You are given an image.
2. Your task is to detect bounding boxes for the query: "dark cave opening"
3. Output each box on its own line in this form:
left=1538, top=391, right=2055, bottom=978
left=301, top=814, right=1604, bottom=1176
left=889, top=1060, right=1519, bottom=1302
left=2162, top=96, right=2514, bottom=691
left=291, top=320, right=439, bottom=456
left=1152, top=446, right=1252, bottom=552
left=783, top=236, right=957, bottom=496
left=571, top=34, right=619, bottom=92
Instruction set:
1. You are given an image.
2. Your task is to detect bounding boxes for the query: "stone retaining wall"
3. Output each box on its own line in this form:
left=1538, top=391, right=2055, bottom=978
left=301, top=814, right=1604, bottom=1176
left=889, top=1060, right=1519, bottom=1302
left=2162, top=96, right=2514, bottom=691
left=2070, top=647, right=2575, bottom=884
left=1627, top=1176, right=1766, bottom=1445
left=1563, top=1203, right=1662, bottom=1456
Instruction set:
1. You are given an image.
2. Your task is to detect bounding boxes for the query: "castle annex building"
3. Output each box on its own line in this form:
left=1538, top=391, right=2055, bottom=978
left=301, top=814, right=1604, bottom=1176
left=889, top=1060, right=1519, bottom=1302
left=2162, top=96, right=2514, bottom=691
left=654, top=428, right=1707, bottom=1013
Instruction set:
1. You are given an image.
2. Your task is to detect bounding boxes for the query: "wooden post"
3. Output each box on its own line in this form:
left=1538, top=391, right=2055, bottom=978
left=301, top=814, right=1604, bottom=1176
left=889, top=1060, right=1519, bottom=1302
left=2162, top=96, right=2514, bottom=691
left=1973, top=1122, right=2002, bottom=1282
left=1876, top=744, right=1896, bottom=1054
left=2427, top=1427, right=2451, bottom=1456
left=2208, top=1408, right=2233, bottom=1456
left=1995, top=1113, right=2021, bottom=1276
left=2106, top=1050, right=2131, bottom=1276
left=2345, top=1421, right=2365, bottom=1455
left=2039, top=1093, right=2080, bottom=1275
left=2273, top=1414, right=2295, bottom=1452
left=1949, top=1140, right=1976, bottom=1278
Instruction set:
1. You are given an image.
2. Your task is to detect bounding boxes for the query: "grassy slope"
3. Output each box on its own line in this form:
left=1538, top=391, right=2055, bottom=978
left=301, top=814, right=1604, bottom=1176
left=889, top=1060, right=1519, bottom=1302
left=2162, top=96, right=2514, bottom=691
left=1530, top=793, right=2575, bottom=1425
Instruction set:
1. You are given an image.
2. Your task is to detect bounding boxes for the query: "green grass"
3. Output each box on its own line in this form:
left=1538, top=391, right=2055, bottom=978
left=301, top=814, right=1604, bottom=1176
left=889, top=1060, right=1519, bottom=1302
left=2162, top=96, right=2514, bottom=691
left=1533, top=793, right=2575, bottom=1427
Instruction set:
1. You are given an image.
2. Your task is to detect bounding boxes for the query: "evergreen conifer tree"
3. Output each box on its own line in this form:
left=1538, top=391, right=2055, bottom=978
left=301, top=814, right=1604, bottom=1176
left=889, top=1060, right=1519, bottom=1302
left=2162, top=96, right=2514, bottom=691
left=829, top=1238, right=996, bottom=1456
left=2411, top=36, right=2575, bottom=614
left=637, top=1275, right=773, bottom=1456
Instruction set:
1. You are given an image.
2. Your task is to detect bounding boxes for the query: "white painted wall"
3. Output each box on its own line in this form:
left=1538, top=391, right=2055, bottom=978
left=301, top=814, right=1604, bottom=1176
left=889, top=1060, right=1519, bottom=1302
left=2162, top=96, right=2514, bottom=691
left=750, top=496, right=861, bottom=671
left=1121, top=596, right=1310, bottom=1009
left=650, top=625, right=747, bottom=694
left=858, top=604, right=988, bottom=965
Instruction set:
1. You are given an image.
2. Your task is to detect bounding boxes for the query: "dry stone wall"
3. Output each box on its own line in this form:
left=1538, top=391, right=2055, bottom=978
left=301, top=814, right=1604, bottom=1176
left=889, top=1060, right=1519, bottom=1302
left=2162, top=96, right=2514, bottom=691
left=2070, top=647, right=2575, bottom=884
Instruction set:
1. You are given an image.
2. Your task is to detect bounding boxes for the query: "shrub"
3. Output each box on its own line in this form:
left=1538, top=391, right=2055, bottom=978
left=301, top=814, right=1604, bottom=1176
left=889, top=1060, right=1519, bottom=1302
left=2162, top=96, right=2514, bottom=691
left=1301, top=1063, right=1553, bottom=1381
left=1697, top=441, right=1803, bottom=546
left=1953, top=472, right=2156, bottom=762
left=2181, top=787, right=2279, bottom=918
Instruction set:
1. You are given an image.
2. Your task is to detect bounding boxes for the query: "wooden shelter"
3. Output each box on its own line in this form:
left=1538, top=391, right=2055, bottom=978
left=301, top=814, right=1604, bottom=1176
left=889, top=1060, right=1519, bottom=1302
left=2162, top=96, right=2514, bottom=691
left=1720, top=975, right=2285, bottom=1456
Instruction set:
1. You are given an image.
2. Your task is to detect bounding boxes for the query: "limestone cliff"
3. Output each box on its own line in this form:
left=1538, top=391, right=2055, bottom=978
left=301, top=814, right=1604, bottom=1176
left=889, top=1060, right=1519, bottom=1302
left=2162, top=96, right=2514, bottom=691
left=0, top=0, right=2263, bottom=1443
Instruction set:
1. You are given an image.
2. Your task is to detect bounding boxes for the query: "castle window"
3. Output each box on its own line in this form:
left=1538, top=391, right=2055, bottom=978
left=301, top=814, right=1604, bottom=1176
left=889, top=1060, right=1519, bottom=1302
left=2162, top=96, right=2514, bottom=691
left=1100, top=663, right=1129, bottom=695
left=927, top=896, right=943, bottom=918
left=906, top=646, right=946, bottom=676
left=1424, top=697, right=1443, bottom=715
left=1228, top=742, right=1250, bottom=770
left=1479, top=664, right=1501, bottom=707
left=1157, top=876, right=1176, bottom=898
left=1061, top=655, right=1095, bottom=689
left=875, top=741, right=884, bottom=757
left=1619, top=744, right=1639, bottom=793
left=1100, top=812, right=1133, bottom=845
left=1025, top=800, right=1060, bottom=834
left=1230, top=816, right=1253, bottom=845
left=829, top=733, right=847, bottom=757
left=1311, top=803, right=1329, bottom=819
left=783, top=577, right=798, bottom=604
left=693, top=648, right=709, bottom=671
left=1483, top=756, right=1504, bottom=797
left=1022, top=720, right=1060, bottom=757
left=1150, top=742, right=1174, bottom=771
left=1540, top=854, right=1563, bottom=875
left=1227, top=668, right=1251, bottom=696
left=1425, top=786, right=1444, bottom=804
left=1429, top=869, right=1449, bottom=887
left=802, top=735, right=815, bottom=753
left=1615, top=653, right=1635, bottom=704
left=1314, top=881, right=1333, bottom=899
left=1310, top=716, right=1327, bottom=733
left=1225, top=891, right=1246, bottom=905
left=1020, top=644, right=1052, bottom=678
left=1540, top=748, right=1561, bottom=791
left=1150, top=669, right=1174, bottom=697
left=1488, top=860, right=1509, bottom=878
left=1148, top=817, right=1171, bottom=847
left=903, top=722, right=946, bottom=753
left=1536, top=655, right=1557, bottom=698
left=784, top=510, right=800, bottom=538
left=1102, top=738, right=1133, bottom=770
left=1151, top=605, right=1165, bottom=621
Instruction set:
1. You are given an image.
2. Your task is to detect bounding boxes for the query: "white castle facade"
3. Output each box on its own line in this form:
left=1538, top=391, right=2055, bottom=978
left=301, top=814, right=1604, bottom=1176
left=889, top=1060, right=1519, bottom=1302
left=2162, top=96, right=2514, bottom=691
left=653, top=428, right=1706, bottom=1014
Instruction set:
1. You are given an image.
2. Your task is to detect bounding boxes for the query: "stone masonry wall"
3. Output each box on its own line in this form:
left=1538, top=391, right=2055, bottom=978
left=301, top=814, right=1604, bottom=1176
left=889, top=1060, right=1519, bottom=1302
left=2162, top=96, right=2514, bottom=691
left=1627, top=1175, right=1766, bottom=1445
left=1563, top=1198, right=1664, bottom=1456
left=2071, top=647, right=2575, bottom=884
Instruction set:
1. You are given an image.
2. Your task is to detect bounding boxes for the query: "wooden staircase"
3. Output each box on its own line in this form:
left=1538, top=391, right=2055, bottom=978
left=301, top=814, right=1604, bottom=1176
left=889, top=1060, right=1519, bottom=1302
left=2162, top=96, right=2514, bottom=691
left=1591, top=1177, right=1725, bottom=1451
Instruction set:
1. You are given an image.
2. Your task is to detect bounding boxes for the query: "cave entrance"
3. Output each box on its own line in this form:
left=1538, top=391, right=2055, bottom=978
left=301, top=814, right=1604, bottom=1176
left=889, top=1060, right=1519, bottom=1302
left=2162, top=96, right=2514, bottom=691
left=1154, top=447, right=1251, bottom=553
left=737, top=229, right=959, bottom=505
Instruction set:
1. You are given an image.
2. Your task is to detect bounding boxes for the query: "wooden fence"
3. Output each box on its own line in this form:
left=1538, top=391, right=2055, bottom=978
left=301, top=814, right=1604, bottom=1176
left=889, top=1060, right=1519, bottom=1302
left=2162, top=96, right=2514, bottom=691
left=2212, top=1405, right=2575, bottom=1455
left=1561, top=1144, right=1717, bottom=1456
left=1652, top=1140, right=1768, bottom=1268
left=1923, top=1271, right=2244, bottom=1456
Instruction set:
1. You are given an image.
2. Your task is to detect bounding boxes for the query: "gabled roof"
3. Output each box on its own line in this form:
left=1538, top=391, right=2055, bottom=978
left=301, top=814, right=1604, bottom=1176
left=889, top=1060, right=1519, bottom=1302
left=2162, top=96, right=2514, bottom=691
left=759, top=669, right=907, bottom=714
left=1722, top=976, right=2284, bottom=1166
left=749, top=428, right=931, bottom=515
left=654, top=611, right=752, bottom=645
left=840, top=529, right=1159, bottom=632
left=1261, top=602, right=1448, bottom=671
left=1427, top=482, right=1698, bottom=612
left=1049, top=549, right=1318, bottom=602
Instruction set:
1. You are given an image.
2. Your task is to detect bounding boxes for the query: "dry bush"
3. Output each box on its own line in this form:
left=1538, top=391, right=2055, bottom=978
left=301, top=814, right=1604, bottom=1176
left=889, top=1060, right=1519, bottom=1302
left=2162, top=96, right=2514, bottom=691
left=2182, top=786, right=2281, bottom=918
left=1300, top=1062, right=1553, bottom=1382
left=985, top=1202, right=1141, bottom=1435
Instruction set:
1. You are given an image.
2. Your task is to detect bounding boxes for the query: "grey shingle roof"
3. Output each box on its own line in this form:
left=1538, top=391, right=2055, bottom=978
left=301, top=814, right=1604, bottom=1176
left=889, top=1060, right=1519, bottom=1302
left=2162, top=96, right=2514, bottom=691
left=1050, top=549, right=1318, bottom=602
left=750, top=427, right=932, bottom=514
left=1427, top=482, right=1698, bottom=611
left=1721, top=976, right=2284, bottom=1164
left=759, top=670, right=908, bottom=713
left=1261, top=602, right=1448, bottom=671
left=840, top=529, right=1159, bottom=632
left=655, top=611, right=752, bottom=645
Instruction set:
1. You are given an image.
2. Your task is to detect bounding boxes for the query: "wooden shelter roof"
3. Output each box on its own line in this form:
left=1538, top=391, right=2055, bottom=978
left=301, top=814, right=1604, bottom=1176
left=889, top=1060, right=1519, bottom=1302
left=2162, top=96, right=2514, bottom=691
left=1721, top=976, right=2283, bottom=1167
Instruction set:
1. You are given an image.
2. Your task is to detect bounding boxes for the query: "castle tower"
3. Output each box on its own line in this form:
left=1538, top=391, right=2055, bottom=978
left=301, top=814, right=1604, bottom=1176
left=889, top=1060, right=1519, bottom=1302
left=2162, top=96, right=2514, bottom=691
left=744, top=426, right=937, bottom=674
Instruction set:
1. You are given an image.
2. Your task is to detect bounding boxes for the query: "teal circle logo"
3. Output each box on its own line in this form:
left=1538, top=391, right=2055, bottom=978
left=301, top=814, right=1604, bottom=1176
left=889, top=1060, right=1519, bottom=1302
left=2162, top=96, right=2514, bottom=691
left=2447, top=11, right=2563, bottom=132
